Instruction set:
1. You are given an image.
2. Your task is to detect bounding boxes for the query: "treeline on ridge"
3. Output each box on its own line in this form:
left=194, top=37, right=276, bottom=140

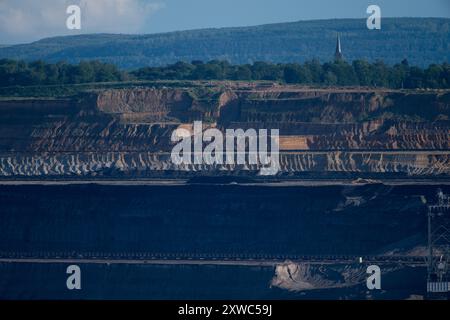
left=0, top=60, right=128, bottom=87
left=1, top=58, right=449, bottom=89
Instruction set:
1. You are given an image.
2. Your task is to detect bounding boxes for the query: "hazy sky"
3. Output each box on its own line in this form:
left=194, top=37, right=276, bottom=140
left=0, top=0, right=449, bottom=44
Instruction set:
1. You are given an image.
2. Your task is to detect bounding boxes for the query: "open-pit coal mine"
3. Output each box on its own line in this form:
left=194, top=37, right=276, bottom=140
left=0, top=82, right=449, bottom=299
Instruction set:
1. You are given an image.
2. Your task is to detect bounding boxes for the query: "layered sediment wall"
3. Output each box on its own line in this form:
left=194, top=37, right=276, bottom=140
left=0, top=84, right=449, bottom=179
left=0, top=183, right=437, bottom=256
left=0, top=151, right=448, bottom=177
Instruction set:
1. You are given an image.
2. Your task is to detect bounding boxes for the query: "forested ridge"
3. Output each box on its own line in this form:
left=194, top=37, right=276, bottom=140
left=0, top=18, right=448, bottom=69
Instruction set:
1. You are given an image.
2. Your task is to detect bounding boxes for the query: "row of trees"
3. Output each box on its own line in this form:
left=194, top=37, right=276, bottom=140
left=1, top=58, right=450, bottom=89
left=132, top=59, right=450, bottom=89
left=0, top=59, right=127, bottom=87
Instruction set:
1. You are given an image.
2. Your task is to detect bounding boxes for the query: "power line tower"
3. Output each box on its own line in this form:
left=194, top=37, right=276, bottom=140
left=427, top=189, right=450, bottom=298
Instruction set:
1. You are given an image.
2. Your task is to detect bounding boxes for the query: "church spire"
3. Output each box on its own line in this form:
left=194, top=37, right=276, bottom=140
left=335, top=34, right=343, bottom=61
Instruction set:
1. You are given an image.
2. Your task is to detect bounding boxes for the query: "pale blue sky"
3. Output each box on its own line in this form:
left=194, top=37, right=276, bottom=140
left=0, top=0, right=449, bottom=44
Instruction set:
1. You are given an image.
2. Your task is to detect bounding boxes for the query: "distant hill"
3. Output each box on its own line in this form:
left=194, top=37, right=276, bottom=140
left=0, top=18, right=449, bottom=69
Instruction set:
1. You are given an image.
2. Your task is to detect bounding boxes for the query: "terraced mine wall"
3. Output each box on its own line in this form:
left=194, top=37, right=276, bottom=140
left=0, top=260, right=426, bottom=299
left=0, top=85, right=449, bottom=179
left=0, top=183, right=443, bottom=257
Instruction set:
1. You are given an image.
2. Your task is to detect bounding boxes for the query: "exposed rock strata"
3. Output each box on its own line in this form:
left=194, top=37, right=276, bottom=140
left=0, top=85, right=449, bottom=178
